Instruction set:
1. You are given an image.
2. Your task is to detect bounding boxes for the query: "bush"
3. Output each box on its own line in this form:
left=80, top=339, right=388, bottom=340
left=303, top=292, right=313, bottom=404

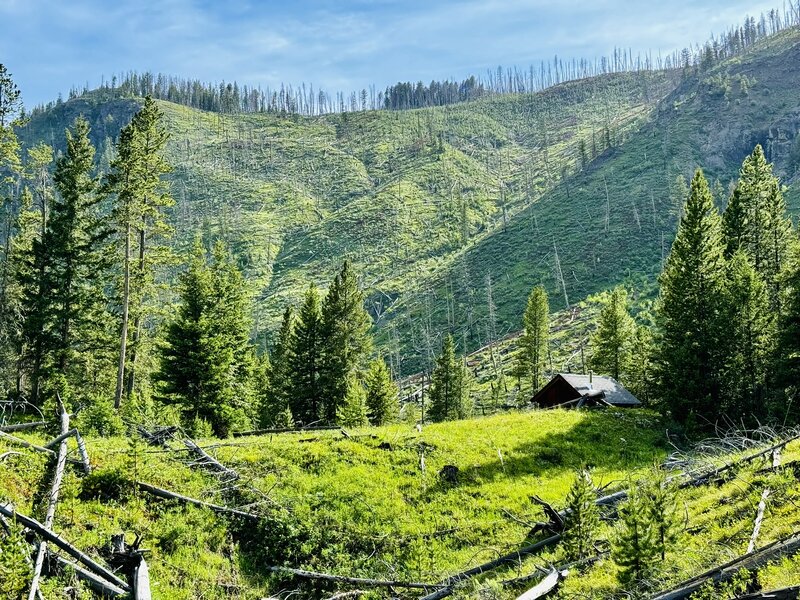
left=79, top=467, right=130, bottom=501
left=79, top=398, right=125, bottom=436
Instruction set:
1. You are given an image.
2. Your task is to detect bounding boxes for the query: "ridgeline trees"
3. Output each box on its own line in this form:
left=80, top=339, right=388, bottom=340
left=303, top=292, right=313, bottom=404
left=517, top=285, right=549, bottom=393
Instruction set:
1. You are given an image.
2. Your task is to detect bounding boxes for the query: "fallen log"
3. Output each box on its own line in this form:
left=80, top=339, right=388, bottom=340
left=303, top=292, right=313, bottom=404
left=0, top=421, right=48, bottom=433
left=233, top=426, right=340, bottom=437
left=0, top=430, right=82, bottom=468
left=74, top=429, right=91, bottom=475
left=133, top=555, right=152, bottom=600
left=0, top=450, right=22, bottom=462
left=420, top=534, right=563, bottom=600
left=747, top=488, right=771, bottom=554
left=136, top=481, right=260, bottom=522
left=29, top=399, right=70, bottom=599
left=734, top=586, right=800, bottom=599
left=268, top=565, right=444, bottom=590
left=651, top=531, right=800, bottom=600
left=183, top=438, right=239, bottom=480
left=515, top=569, right=560, bottom=600
left=0, top=503, right=130, bottom=591
left=47, top=550, right=128, bottom=597
left=44, top=427, right=77, bottom=449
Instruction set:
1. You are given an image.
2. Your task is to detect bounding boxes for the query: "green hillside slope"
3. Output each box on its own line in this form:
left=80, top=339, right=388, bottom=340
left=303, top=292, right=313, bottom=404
left=17, top=27, right=800, bottom=373
left=4, top=411, right=800, bottom=598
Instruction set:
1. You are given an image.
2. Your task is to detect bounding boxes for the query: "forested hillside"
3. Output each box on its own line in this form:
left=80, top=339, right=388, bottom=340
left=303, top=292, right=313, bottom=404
left=15, top=27, right=800, bottom=378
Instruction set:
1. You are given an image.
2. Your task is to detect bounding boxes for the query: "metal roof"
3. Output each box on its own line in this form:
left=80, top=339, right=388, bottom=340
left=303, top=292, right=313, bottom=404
left=556, top=373, right=641, bottom=406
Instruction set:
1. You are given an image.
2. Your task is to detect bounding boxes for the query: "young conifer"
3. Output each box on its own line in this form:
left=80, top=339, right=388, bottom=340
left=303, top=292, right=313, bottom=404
left=562, top=469, right=600, bottom=560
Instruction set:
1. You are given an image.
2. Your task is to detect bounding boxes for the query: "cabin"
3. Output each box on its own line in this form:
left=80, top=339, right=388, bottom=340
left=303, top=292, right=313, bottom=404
left=531, top=373, right=641, bottom=409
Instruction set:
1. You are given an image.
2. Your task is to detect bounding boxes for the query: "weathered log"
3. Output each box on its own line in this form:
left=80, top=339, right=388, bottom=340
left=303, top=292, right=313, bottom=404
left=0, top=450, right=22, bottom=462
left=420, top=534, right=563, bottom=600
left=0, top=421, right=48, bottom=433
left=0, top=503, right=130, bottom=591
left=530, top=495, right=565, bottom=532
left=44, top=427, right=77, bottom=449
left=0, top=430, right=58, bottom=457
left=133, top=555, right=152, bottom=600
left=183, top=438, right=239, bottom=480
left=652, top=531, right=800, bottom=600
left=233, top=425, right=340, bottom=437
left=74, top=429, right=91, bottom=475
left=268, top=566, right=445, bottom=590
left=734, top=586, right=800, bottom=599
left=747, top=488, right=771, bottom=554
left=47, top=550, right=128, bottom=597
left=29, top=400, right=70, bottom=600
left=515, top=569, right=560, bottom=600
left=136, top=481, right=259, bottom=522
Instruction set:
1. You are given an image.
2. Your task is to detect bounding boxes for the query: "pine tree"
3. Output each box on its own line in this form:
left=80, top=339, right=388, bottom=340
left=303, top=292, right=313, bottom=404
left=158, top=240, right=254, bottom=437
left=613, top=485, right=658, bottom=584
left=644, top=471, right=681, bottom=562
left=260, top=306, right=294, bottom=428
left=722, top=250, right=773, bottom=419
left=105, top=96, right=173, bottom=409
left=777, top=237, right=800, bottom=420
left=656, top=169, right=727, bottom=425
left=36, top=117, right=112, bottom=405
left=562, top=469, right=600, bottom=560
left=517, top=285, right=549, bottom=393
left=626, top=324, right=655, bottom=405
left=288, top=284, right=324, bottom=425
left=320, top=261, right=373, bottom=424
left=428, top=335, right=472, bottom=422
left=337, top=375, right=369, bottom=428
left=589, top=286, right=635, bottom=381
left=365, top=357, right=399, bottom=425
left=723, top=145, right=792, bottom=306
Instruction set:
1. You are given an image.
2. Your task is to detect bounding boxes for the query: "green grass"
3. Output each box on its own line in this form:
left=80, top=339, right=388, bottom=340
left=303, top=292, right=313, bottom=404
left=6, top=410, right=800, bottom=598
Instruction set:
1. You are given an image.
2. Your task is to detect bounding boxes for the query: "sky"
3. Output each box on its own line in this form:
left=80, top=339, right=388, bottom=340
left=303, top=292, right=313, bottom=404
left=0, top=0, right=785, bottom=108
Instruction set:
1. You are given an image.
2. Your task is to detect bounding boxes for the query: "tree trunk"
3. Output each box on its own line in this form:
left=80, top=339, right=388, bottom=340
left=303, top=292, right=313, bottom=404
left=125, top=225, right=146, bottom=399
left=115, top=223, right=132, bottom=409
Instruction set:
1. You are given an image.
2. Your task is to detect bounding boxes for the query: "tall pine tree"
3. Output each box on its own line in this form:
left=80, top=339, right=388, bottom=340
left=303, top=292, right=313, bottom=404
left=105, top=96, right=173, bottom=409
left=365, top=357, right=399, bottom=426
left=427, top=335, right=471, bottom=422
left=589, top=286, right=635, bottom=381
left=320, top=261, right=373, bottom=424
left=288, top=284, right=324, bottom=425
left=656, top=170, right=727, bottom=426
left=517, top=285, right=549, bottom=393
left=260, top=306, right=295, bottom=428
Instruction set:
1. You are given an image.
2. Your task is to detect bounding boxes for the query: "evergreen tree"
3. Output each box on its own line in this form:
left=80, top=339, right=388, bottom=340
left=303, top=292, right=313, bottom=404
left=34, top=117, right=112, bottom=405
left=259, top=306, right=294, bottom=427
left=517, top=285, right=549, bottom=393
left=158, top=240, right=253, bottom=437
left=777, top=237, right=800, bottom=420
left=613, top=485, right=658, bottom=584
left=320, top=261, right=373, bottom=424
left=644, top=471, right=681, bottom=562
left=428, top=335, right=472, bottom=422
left=656, top=170, right=727, bottom=425
left=722, top=250, right=773, bottom=418
left=288, top=284, right=324, bottom=425
left=723, top=145, right=792, bottom=306
left=365, top=357, right=399, bottom=425
left=589, top=286, right=635, bottom=381
left=337, top=375, right=369, bottom=428
left=105, top=96, right=173, bottom=409
left=626, top=324, right=655, bottom=405
left=562, top=469, right=600, bottom=560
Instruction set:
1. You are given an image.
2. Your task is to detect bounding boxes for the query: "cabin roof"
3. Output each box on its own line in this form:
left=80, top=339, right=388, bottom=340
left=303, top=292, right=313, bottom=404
left=556, top=373, right=641, bottom=406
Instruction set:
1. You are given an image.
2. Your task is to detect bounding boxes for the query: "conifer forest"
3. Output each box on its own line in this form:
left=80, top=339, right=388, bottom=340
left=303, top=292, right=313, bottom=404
left=6, top=2, right=800, bottom=599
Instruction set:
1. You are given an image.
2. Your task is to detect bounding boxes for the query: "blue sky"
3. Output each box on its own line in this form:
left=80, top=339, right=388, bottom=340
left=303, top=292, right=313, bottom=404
left=0, top=0, right=783, bottom=108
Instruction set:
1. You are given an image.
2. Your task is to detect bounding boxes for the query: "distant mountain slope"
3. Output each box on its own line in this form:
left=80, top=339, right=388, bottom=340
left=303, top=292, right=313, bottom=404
left=17, top=27, right=800, bottom=372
